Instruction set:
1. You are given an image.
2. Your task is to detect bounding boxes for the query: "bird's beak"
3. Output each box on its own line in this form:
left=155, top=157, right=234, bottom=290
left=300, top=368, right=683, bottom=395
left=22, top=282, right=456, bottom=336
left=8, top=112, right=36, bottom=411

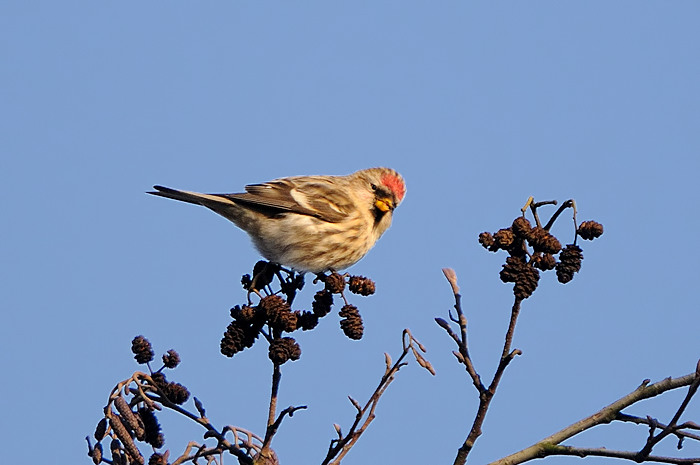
left=375, top=197, right=394, bottom=212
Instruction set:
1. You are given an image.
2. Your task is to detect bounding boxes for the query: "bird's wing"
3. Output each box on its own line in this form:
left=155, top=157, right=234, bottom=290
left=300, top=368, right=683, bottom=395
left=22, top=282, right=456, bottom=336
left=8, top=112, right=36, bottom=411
left=221, top=178, right=353, bottom=223
left=150, top=178, right=354, bottom=223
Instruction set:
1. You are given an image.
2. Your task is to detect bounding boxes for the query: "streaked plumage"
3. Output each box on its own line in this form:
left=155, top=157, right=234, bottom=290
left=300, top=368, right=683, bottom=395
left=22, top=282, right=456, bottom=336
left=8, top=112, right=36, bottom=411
left=149, top=167, right=406, bottom=273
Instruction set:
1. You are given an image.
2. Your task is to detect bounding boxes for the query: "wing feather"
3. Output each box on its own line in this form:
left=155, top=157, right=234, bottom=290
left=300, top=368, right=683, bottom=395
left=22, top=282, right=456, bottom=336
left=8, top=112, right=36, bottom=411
left=151, top=176, right=354, bottom=223
left=219, top=178, right=352, bottom=223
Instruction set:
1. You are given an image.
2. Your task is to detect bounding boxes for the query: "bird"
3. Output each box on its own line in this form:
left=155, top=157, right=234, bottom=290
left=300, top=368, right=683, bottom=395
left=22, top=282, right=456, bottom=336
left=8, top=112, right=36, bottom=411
left=148, top=167, right=406, bottom=273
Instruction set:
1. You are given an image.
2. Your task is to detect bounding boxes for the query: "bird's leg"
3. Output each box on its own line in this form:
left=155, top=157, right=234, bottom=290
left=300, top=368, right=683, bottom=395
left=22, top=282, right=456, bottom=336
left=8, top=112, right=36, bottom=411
left=247, top=262, right=280, bottom=304
left=275, top=267, right=304, bottom=305
left=313, top=271, right=331, bottom=285
left=247, top=288, right=264, bottom=305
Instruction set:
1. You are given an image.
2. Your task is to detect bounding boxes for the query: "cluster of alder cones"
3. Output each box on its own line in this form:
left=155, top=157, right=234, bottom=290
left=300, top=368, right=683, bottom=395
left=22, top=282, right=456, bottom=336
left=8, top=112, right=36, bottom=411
left=479, top=217, right=603, bottom=300
left=88, top=337, right=184, bottom=465
left=220, top=261, right=377, bottom=365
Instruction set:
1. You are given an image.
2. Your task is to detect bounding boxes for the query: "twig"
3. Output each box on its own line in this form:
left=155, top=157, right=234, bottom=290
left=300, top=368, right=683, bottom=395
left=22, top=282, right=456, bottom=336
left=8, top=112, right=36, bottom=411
left=543, top=199, right=574, bottom=231
left=267, top=363, right=281, bottom=429
left=532, top=444, right=700, bottom=464
left=322, top=330, right=433, bottom=465
left=437, top=269, right=485, bottom=393
left=489, top=373, right=697, bottom=465
left=141, top=390, right=254, bottom=464
left=499, top=298, right=521, bottom=362
left=451, top=293, right=523, bottom=465
left=616, top=413, right=700, bottom=442
left=171, top=442, right=219, bottom=465
left=636, top=364, right=700, bottom=459
left=263, top=405, right=307, bottom=450
left=529, top=199, right=557, bottom=228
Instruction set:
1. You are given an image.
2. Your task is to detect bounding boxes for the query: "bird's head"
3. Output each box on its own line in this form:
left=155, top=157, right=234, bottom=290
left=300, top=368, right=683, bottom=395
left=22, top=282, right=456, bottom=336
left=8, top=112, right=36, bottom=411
left=355, top=167, right=406, bottom=217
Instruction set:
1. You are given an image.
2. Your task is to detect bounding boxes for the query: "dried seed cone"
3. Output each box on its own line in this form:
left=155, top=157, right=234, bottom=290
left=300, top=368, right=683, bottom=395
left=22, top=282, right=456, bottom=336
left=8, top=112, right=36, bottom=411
left=512, top=217, right=533, bottom=240
left=221, top=321, right=254, bottom=357
left=312, top=290, right=333, bottom=317
left=148, top=372, right=189, bottom=404
left=114, top=396, right=145, bottom=440
left=138, top=407, right=164, bottom=448
left=494, top=228, right=515, bottom=249
left=150, top=372, right=168, bottom=391
left=148, top=453, right=168, bottom=465
left=259, top=295, right=290, bottom=318
left=478, top=232, right=495, bottom=250
left=268, top=337, right=301, bottom=365
left=577, top=221, right=604, bottom=240
left=533, top=253, right=557, bottom=271
left=279, top=310, right=299, bottom=332
left=324, top=272, right=346, bottom=294
left=528, top=227, right=562, bottom=254
left=500, top=256, right=526, bottom=283
left=110, top=439, right=125, bottom=465
left=94, top=418, right=108, bottom=441
left=109, top=415, right=130, bottom=444
left=230, top=305, right=258, bottom=323
left=131, top=336, right=154, bottom=364
left=514, top=266, right=540, bottom=300
left=109, top=416, right=144, bottom=464
left=164, top=382, right=190, bottom=405
left=297, top=311, right=319, bottom=331
left=556, top=244, right=583, bottom=283
left=507, top=238, right=527, bottom=259
left=339, top=304, right=364, bottom=340
left=262, top=295, right=297, bottom=332
left=348, top=276, right=376, bottom=296
left=162, top=349, right=180, bottom=369
left=90, top=442, right=103, bottom=465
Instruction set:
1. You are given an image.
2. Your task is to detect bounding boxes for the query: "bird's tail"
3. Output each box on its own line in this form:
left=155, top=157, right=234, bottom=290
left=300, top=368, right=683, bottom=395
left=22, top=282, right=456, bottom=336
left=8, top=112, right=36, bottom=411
left=148, top=186, right=236, bottom=209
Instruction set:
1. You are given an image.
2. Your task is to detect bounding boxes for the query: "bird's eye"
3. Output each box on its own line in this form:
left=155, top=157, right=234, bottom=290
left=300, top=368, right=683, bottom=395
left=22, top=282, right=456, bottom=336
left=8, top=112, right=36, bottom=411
left=370, top=183, right=377, bottom=191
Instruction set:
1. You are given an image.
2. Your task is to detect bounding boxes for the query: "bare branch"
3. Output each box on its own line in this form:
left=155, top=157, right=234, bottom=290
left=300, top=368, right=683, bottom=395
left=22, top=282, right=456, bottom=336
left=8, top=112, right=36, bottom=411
left=437, top=269, right=485, bottom=394
left=637, top=366, right=700, bottom=459
left=530, top=444, right=700, bottom=464
left=263, top=404, right=307, bottom=453
left=616, top=413, right=700, bottom=442
left=490, top=373, right=697, bottom=465
left=322, top=330, right=432, bottom=465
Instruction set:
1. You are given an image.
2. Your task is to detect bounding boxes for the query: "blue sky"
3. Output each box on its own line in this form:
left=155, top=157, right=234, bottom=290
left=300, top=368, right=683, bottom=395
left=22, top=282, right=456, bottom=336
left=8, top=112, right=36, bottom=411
left=2, top=2, right=699, bottom=464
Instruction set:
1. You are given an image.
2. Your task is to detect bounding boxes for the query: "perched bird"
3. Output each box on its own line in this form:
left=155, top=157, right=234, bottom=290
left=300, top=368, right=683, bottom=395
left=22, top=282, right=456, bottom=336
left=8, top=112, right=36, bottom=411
left=149, top=167, right=406, bottom=273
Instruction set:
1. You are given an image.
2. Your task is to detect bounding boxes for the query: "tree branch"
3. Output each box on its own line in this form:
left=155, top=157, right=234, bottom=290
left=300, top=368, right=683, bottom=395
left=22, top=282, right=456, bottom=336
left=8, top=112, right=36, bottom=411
left=322, top=330, right=433, bottom=465
left=489, top=373, right=698, bottom=465
left=452, top=297, right=523, bottom=465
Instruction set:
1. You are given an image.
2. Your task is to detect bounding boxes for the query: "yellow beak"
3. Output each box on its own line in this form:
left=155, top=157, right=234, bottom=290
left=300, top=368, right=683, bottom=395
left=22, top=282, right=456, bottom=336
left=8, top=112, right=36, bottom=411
left=375, top=198, right=394, bottom=212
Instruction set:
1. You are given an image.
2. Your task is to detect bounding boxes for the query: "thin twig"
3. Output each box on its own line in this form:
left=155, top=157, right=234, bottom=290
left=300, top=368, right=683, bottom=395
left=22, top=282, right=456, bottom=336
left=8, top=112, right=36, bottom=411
left=533, top=444, right=700, bottom=464
left=489, top=373, right=697, bottom=465
left=616, top=413, right=700, bottom=442
left=322, top=330, right=432, bottom=465
left=171, top=442, right=220, bottom=465
left=146, top=392, right=254, bottom=465
left=499, top=298, right=522, bottom=361
left=528, top=199, right=558, bottom=229
left=543, top=199, right=574, bottom=231
left=263, top=405, right=307, bottom=451
left=453, top=298, right=523, bottom=465
left=267, top=363, right=282, bottom=427
left=637, top=366, right=700, bottom=459
left=437, top=268, right=485, bottom=393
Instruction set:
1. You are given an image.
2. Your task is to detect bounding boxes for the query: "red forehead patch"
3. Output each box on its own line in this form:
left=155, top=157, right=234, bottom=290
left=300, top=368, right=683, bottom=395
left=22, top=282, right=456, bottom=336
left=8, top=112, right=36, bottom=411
left=381, top=173, right=406, bottom=202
